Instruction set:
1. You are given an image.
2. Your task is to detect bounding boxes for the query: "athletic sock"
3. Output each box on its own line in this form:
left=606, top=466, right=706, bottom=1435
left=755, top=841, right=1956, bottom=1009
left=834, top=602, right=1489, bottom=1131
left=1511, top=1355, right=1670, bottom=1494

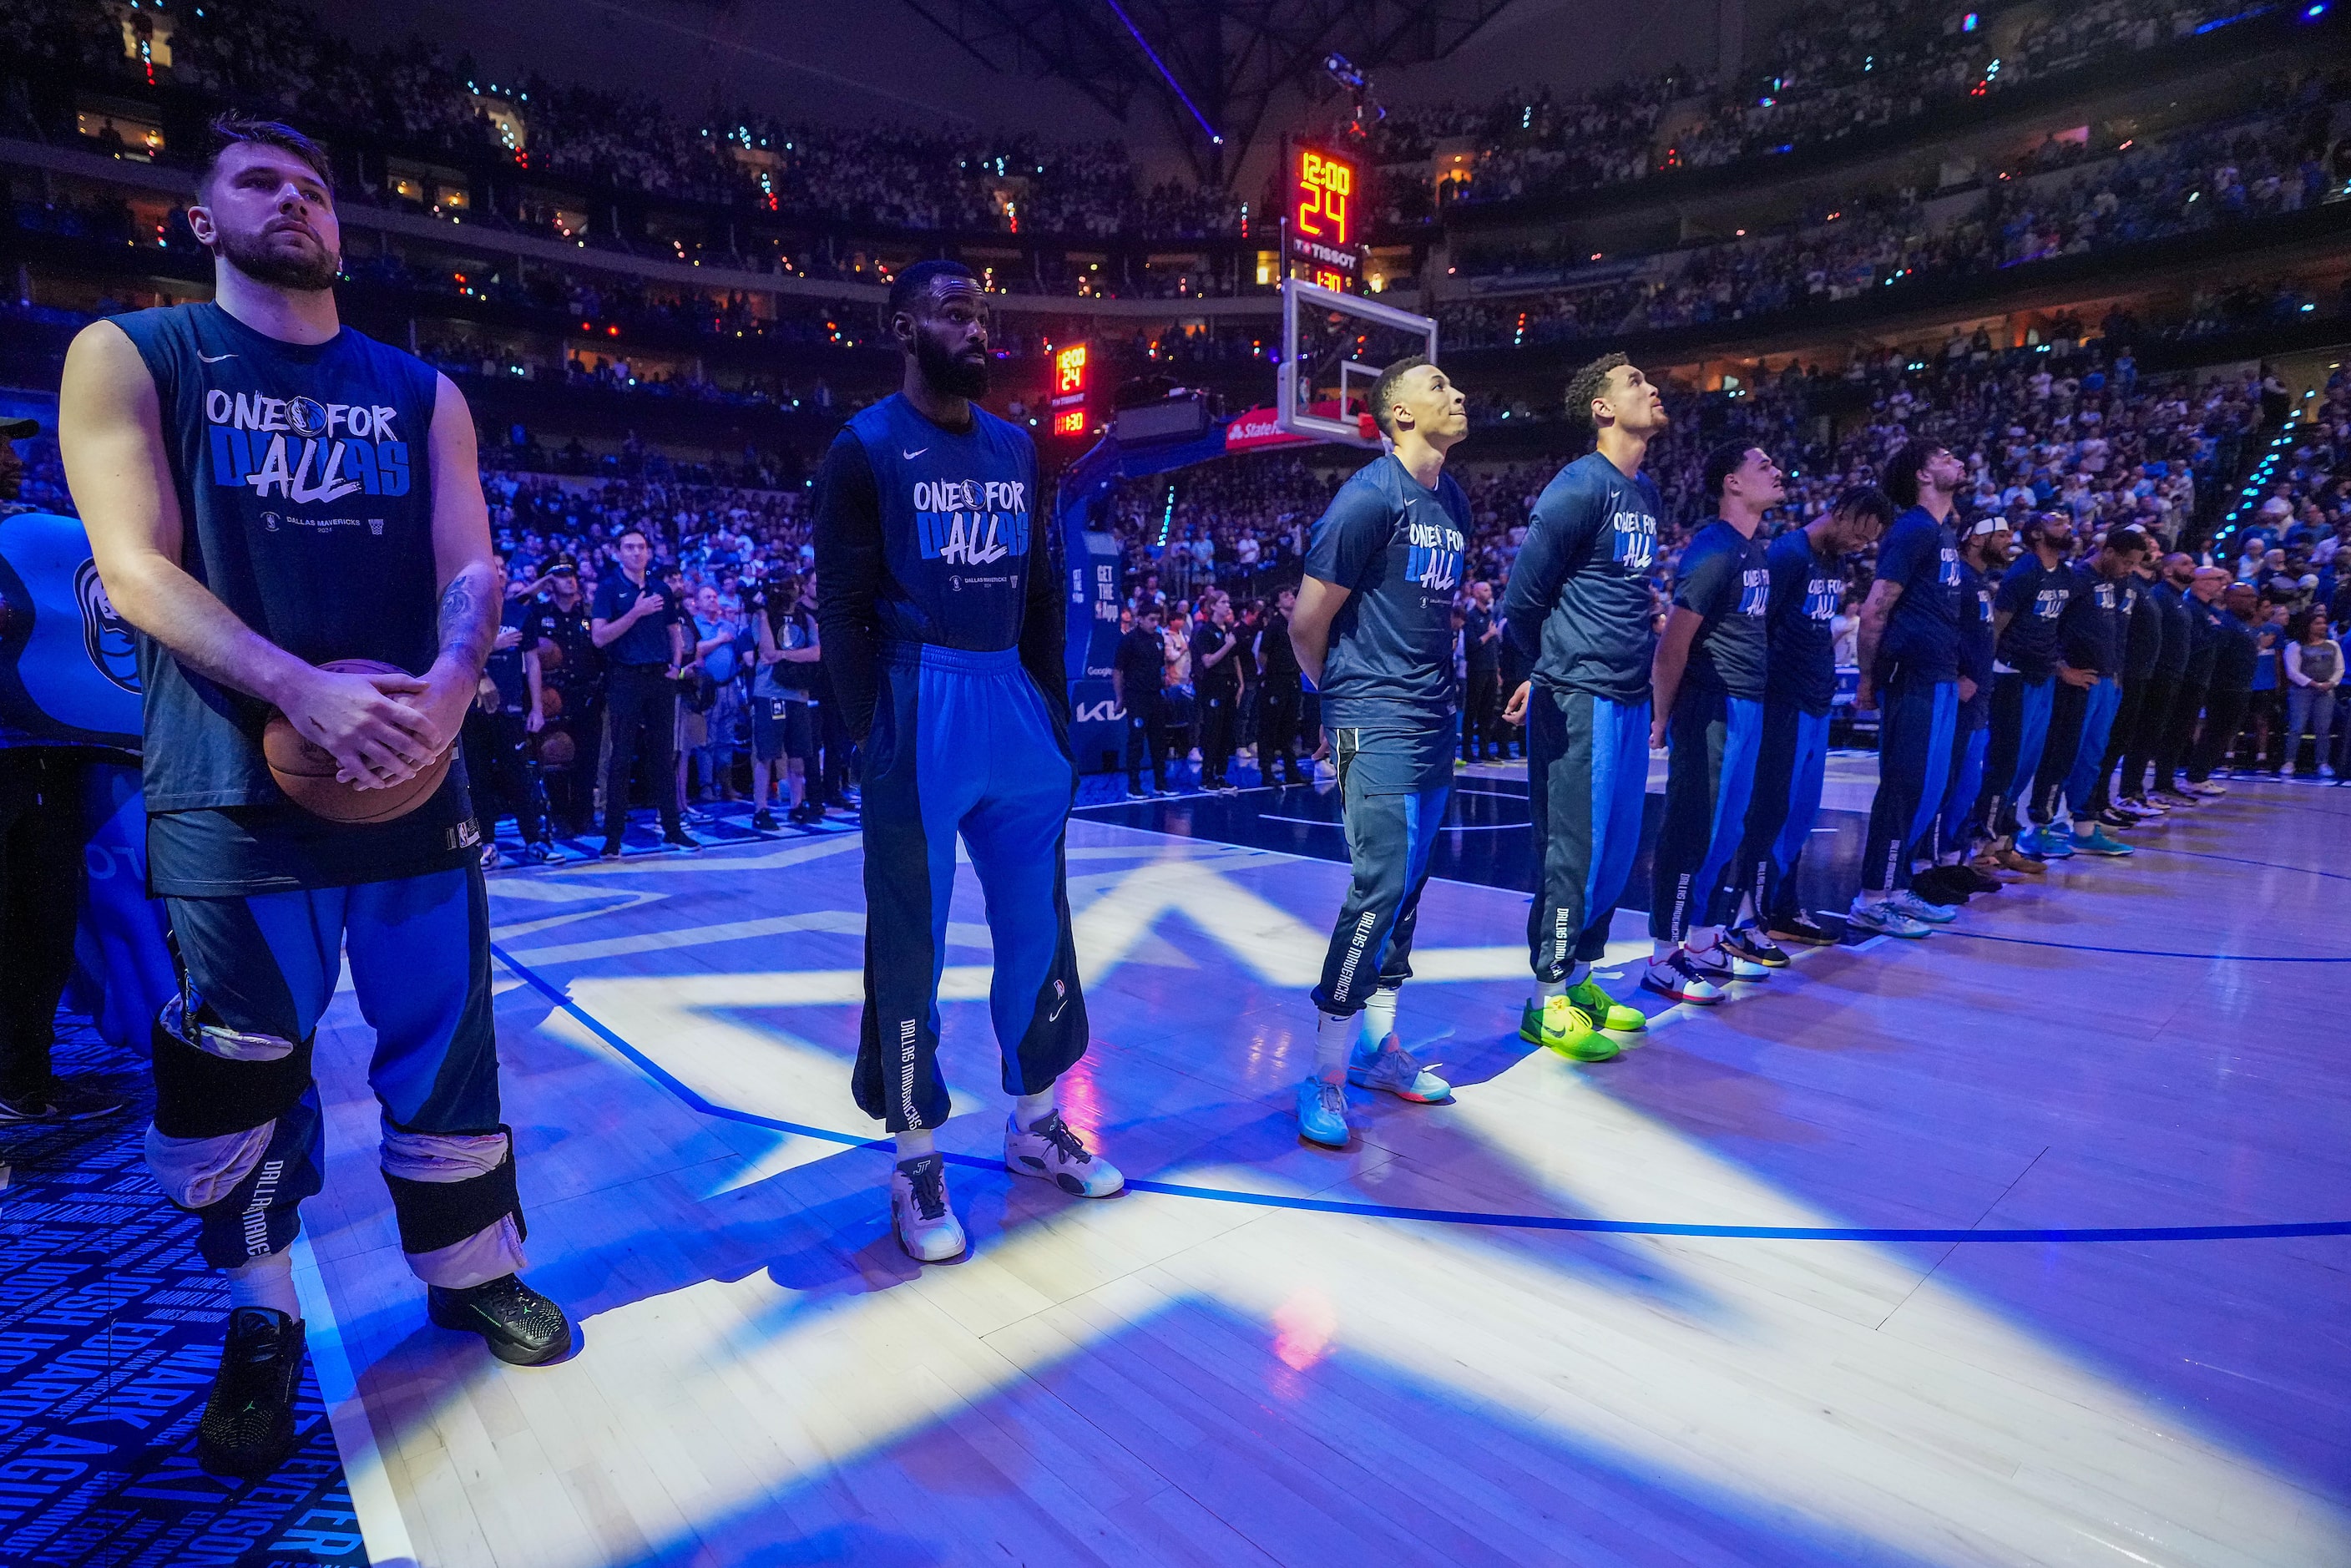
left=895, top=1128, right=936, bottom=1162
left=1312, top=1010, right=1352, bottom=1081
left=1361, top=988, right=1398, bottom=1053
left=1651, top=939, right=1678, bottom=962
left=225, top=1250, right=301, bottom=1320
left=1565, top=960, right=1593, bottom=988
left=1013, top=1090, right=1057, bottom=1131
left=1536, top=977, right=1566, bottom=999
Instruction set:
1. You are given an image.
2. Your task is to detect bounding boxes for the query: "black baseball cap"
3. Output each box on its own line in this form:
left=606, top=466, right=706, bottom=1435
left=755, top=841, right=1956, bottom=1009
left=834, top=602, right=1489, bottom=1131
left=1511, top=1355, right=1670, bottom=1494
left=0, top=417, right=36, bottom=441
left=546, top=554, right=579, bottom=574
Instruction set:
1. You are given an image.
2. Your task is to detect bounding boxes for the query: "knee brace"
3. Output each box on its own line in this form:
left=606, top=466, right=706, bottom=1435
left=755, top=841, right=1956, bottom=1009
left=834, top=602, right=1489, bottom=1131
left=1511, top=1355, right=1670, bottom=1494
left=379, top=1125, right=527, bottom=1257
left=149, top=1095, right=327, bottom=1270
left=149, top=996, right=314, bottom=1141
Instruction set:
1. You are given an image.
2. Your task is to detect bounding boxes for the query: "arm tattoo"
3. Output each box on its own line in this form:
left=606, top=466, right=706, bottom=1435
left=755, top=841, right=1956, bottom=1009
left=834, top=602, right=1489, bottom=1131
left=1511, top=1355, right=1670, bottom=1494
left=437, top=564, right=498, bottom=673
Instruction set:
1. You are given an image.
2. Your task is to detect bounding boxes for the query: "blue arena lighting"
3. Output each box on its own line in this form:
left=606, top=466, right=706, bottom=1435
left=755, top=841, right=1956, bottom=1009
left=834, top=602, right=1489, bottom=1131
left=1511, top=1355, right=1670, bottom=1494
left=1098, top=0, right=1222, bottom=149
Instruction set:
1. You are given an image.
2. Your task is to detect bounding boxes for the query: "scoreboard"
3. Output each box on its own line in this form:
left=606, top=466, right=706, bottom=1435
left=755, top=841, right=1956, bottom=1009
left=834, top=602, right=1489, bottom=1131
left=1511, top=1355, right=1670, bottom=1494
left=1283, top=141, right=1363, bottom=292
left=1048, top=341, right=1089, bottom=439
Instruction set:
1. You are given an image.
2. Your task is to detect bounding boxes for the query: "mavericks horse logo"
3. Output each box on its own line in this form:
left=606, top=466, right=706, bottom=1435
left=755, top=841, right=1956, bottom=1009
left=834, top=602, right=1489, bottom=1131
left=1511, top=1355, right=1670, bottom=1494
left=75, top=558, right=140, bottom=694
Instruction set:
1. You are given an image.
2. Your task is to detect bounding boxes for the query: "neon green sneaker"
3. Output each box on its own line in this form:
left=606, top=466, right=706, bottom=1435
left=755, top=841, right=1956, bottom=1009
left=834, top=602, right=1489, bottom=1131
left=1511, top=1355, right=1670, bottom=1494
left=1519, top=995, right=1620, bottom=1062
left=1567, top=979, right=1646, bottom=1033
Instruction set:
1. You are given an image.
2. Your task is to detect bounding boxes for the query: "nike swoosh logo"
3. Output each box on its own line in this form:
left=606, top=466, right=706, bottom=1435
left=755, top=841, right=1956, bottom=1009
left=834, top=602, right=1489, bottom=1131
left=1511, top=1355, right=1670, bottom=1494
left=902, top=448, right=928, bottom=459
left=1048, top=999, right=1068, bottom=1023
left=199, top=352, right=236, bottom=363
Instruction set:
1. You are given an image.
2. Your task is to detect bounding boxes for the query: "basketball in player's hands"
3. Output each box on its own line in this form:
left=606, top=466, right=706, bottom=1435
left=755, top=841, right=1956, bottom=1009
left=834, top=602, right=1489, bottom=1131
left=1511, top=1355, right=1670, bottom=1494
left=263, top=659, right=453, bottom=823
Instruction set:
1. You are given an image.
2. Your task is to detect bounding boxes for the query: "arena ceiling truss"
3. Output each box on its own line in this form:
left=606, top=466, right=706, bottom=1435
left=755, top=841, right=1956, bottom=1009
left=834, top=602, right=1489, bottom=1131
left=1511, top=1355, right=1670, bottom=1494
left=892, top=0, right=1518, bottom=183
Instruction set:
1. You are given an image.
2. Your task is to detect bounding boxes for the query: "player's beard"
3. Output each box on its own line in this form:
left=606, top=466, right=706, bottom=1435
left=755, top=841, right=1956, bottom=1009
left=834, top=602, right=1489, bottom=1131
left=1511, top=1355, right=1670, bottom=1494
left=916, top=333, right=989, bottom=401
left=213, top=226, right=341, bottom=292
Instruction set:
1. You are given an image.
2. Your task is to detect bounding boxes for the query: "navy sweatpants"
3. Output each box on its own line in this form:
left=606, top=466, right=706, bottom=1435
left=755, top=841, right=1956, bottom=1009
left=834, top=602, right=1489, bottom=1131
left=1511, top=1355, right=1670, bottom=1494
left=1312, top=723, right=1453, bottom=1016
left=1736, top=701, right=1830, bottom=926
left=854, top=644, right=1087, bottom=1133
left=1651, top=690, right=1763, bottom=943
left=1527, top=685, right=1651, bottom=979
left=1978, top=672, right=2054, bottom=837
left=146, top=866, right=524, bottom=1287
left=1934, top=719, right=1989, bottom=862
left=1861, top=671, right=1956, bottom=893
left=2038, top=675, right=2123, bottom=822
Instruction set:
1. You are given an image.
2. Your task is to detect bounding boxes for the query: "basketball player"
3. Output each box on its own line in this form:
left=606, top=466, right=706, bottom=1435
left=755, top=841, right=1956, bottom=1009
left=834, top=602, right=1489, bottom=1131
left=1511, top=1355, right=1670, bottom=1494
left=1732, top=486, right=1893, bottom=951
left=2030, top=528, right=2149, bottom=855
left=58, top=117, right=569, bottom=1480
left=1500, top=353, right=1666, bottom=1060
left=1287, top=357, right=1469, bottom=1148
left=1977, top=512, right=2075, bottom=864
left=1911, top=517, right=2008, bottom=903
left=2084, top=541, right=2167, bottom=828
left=2154, top=565, right=2232, bottom=802
left=1847, top=439, right=1967, bottom=938
left=1641, top=443, right=1782, bottom=1003
left=2130, top=553, right=2201, bottom=809
left=814, top=260, right=1117, bottom=1264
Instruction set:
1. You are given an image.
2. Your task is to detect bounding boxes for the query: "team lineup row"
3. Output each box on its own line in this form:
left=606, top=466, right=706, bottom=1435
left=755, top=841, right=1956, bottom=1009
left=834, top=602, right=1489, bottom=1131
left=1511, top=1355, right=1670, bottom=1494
left=38, top=119, right=2272, bottom=1494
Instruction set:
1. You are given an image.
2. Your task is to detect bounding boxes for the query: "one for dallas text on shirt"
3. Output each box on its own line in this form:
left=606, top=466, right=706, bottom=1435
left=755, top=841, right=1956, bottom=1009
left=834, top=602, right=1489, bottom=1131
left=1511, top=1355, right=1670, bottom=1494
left=1503, top=450, right=1662, bottom=706
left=1302, top=453, right=1472, bottom=730
left=811, top=392, right=1065, bottom=741
left=1670, top=519, right=1770, bottom=701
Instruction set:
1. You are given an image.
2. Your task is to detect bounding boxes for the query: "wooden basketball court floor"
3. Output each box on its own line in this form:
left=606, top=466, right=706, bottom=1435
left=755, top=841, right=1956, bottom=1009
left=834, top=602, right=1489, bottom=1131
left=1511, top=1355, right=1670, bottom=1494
left=289, top=767, right=2351, bottom=1567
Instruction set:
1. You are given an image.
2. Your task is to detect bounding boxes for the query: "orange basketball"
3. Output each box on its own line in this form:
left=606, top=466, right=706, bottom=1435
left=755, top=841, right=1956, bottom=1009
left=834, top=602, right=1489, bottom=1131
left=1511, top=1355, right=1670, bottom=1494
left=538, top=685, right=564, bottom=720
left=262, top=659, right=453, bottom=824
left=536, top=730, right=576, bottom=769
left=536, top=640, right=564, bottom=675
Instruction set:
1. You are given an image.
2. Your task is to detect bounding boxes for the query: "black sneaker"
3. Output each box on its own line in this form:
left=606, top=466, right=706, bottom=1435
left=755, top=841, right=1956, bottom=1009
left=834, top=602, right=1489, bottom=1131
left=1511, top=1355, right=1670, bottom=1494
left=197, top=1308, right=306, bottom=1479
left=1767, top=913, right=1840, bottom=948
left=0, top=1077, right=128, bottom=1123
left=1720, top=928, right=1791, bottom=969
left=1954, top=863, right=2005, bottom=895
left=750, top=808, right=777, bottom=832
left=789, top=802, right=825, bottom=826
left=660, top=831, right=702, bottom=852
left=2096, top=808, right=2137, bottom=829
left=1909, top=866, right=1969, bottom=906
left=427, top=1274, right=573, bottom=1366
left=598, top=841, right=624, bottom=860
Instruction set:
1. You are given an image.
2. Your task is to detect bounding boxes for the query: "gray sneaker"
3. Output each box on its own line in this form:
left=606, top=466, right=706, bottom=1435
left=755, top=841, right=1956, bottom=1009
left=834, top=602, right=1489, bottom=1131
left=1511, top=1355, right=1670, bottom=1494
left=1847, top=899, right=1932, bottom=939
left=1346, top=1041, right=1451, bottom=1103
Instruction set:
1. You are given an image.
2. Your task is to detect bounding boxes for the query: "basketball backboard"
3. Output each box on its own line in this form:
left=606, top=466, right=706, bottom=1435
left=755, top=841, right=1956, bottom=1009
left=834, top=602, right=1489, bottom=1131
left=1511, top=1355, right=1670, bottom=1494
left=1277, top=278, right=1439, bottom=449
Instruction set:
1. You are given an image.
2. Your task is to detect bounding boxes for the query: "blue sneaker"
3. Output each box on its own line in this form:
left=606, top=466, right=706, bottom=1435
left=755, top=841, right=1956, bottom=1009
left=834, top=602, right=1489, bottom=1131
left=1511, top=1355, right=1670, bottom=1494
left=2068, top=825, right=2134, bottom=857
left=2020, top=826, right=2075, bottom=859
left=1296, top=1076, right=1349, bottom=1148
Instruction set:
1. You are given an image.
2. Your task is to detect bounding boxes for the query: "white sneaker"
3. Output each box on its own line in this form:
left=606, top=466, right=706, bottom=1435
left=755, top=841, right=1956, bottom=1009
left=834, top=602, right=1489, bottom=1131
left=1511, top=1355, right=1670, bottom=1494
left=1640, top=950, right=1725, bottom=1004
left=1004, top=1112, right=1124, bottom=1197
left=1688, top=937, right=1768, bottom=981
left=2184, top=779, right=2227, bottom=797
left=889, top=1155, right=968, bottom=1262
left=2321, top=764, right=2338, bottom=781
left=1887, top=888, right=1958, bottom=925
left=1848, top=898, right=1932, bottom=939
